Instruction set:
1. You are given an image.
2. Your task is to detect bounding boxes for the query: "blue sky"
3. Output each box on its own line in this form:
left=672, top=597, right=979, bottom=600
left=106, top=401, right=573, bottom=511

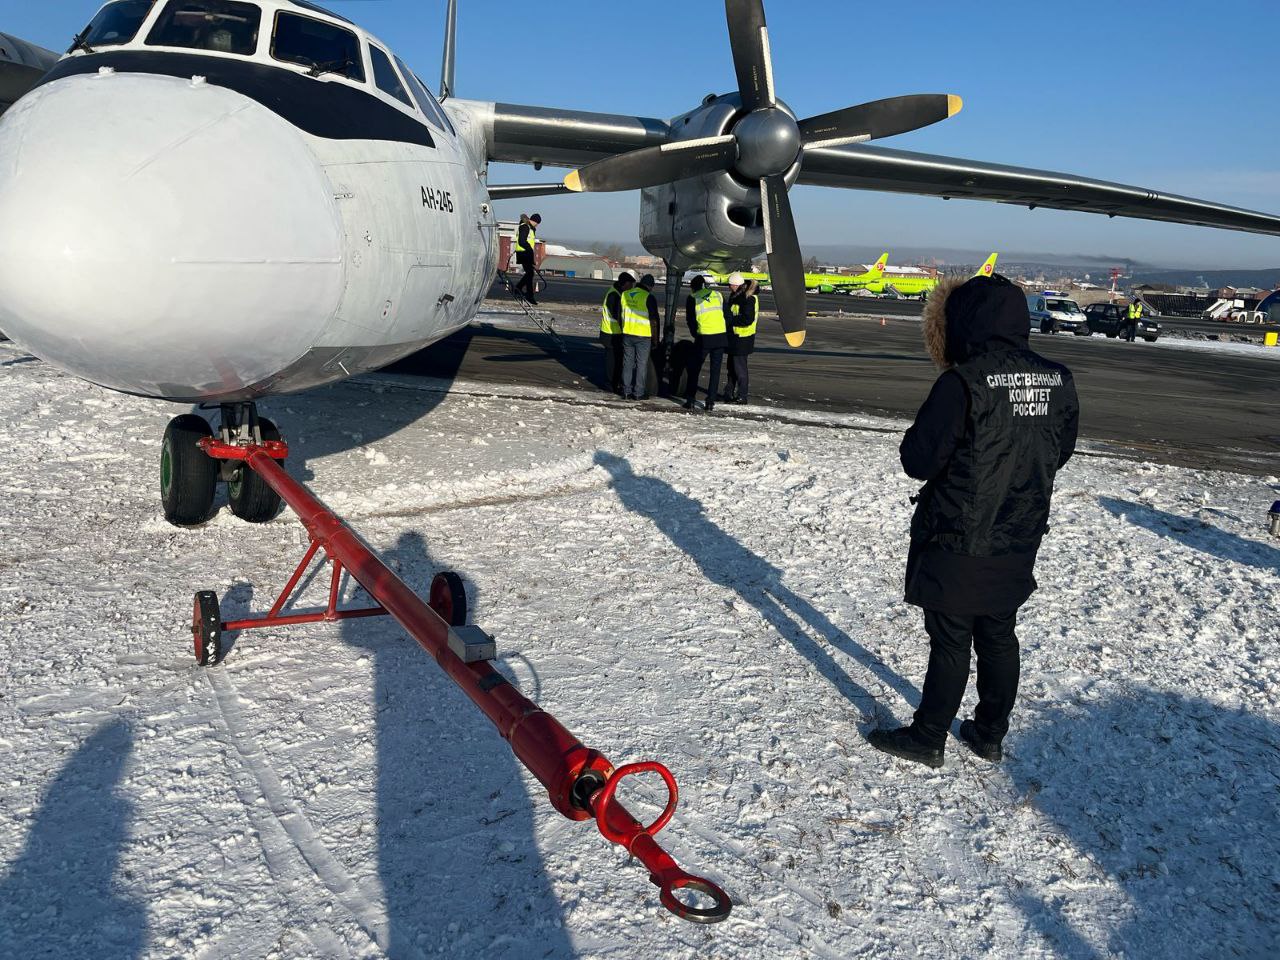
left=6, top=0, right=1279, bottom=267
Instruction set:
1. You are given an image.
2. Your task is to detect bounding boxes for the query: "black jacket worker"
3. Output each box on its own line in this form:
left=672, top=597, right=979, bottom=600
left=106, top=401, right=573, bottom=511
left=600, top=272, right=634, bottom=394
left=682, top=276, right=728, bottom=412
left=724, top=275, right=758, bottom=403
left=513, top=213, right=541, bottom=303
left=869, top=273, right=1079, bottom=769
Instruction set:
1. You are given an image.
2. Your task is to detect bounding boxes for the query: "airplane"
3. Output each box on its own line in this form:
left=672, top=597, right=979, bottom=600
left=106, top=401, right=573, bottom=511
left=810, top=253, right=889, bottom=293
left=1, top=0, right=1279, bottom=530
left=863, top=252, right=999, bottom=298
left=708, top=253, right=888, bottom=293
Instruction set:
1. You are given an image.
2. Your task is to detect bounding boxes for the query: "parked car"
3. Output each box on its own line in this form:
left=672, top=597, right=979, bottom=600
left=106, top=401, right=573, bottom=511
left=1083, top=303, right=1161, bottom=342
left=1027, top=294, right=1088, bottom=334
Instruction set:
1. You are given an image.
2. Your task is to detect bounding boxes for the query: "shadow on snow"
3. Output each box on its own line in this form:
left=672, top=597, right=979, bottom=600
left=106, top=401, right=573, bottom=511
left=0, top=718, right=147, bottom=958
left=1008, top=689, right=1280, bottom=958
left=341, top=532, right=575, bottom=960
left=593, top=450, right=918, bottom=720
left=1099, top=497, right=1279, bottom=574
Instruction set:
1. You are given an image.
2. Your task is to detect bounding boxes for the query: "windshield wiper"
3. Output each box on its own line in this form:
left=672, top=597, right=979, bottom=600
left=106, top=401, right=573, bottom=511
left=68, top=28, right=95, bottom=55
left=305, top=56, right=352, bottom=79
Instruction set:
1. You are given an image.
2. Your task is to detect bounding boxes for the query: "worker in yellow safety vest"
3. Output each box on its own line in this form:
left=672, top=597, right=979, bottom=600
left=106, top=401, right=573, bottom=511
left=683, top=276, right=728, bottom=413
left=723, top=273, right=759, bottom=404
left=619, top=274, right=661, bottom=400
left=514, top=213, right=542, bottom=303
left=1125, top=298, right=1143, bottom=342
left=600, top=272, right=634, bottom=394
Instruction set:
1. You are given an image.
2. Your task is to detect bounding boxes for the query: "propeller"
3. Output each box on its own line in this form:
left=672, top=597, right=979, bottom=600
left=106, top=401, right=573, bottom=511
left=564, top=136, right=737, bottom=193
left=562, top=0, right=964, bottom=347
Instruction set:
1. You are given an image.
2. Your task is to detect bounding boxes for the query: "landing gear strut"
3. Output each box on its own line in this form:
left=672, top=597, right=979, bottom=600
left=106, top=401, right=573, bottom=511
left=159, top=401, right=283, bottom=526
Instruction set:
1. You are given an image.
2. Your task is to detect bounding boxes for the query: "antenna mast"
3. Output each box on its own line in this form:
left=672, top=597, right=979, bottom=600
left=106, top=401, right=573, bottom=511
left=440, top=0, right=457, bottom=100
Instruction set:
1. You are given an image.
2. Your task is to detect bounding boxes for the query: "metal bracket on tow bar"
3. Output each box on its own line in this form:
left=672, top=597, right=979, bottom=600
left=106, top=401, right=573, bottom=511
left=447, top=625, right=496, bottom=663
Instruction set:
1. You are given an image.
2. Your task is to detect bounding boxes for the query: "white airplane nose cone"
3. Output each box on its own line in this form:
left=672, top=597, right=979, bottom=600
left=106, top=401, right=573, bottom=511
left=0, top=72, right=344, bottom=399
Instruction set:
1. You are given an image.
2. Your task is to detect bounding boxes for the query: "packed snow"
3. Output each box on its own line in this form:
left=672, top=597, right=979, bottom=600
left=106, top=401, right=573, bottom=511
left=1, top=338, right=1278, bottom=959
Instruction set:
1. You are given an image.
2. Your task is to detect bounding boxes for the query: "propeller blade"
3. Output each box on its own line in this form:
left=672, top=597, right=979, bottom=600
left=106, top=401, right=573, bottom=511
left=759, top=174, right=806, bottom=346
left=563, top=136, right=737, bottom=193
left=799, top=94, right=963, bottom=149
left=725, top=0, right=775, bottom=111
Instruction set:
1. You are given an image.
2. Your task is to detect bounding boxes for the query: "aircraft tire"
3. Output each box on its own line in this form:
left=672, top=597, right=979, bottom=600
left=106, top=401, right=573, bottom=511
left=227, top=418, right=283, bottom=523
left=161, top=414, right=217, bottom=526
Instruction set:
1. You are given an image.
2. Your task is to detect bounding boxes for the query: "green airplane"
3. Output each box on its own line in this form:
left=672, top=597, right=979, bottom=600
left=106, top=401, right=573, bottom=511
left=710, top=252, right=998, bottom=297
left=711, top=253, right=889, bottom=293
left=865, top=252, right=998, bottom=297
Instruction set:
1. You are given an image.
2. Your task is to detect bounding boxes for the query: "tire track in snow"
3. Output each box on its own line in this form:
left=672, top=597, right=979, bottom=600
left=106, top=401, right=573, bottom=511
left=203, top=667, right=388, bottom=956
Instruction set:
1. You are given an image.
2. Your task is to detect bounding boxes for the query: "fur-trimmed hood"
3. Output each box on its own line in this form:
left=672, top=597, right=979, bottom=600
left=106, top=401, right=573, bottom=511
left=921, top=273, right=1030, bottom=368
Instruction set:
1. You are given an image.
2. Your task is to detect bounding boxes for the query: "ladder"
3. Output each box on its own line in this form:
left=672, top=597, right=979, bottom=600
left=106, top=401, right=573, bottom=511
left=496, top=269, right=565, bottom=352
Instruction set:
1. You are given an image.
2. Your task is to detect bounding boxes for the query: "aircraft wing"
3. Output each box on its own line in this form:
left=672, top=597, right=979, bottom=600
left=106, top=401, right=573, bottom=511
left=799, top=143, right=1280, bottom=237
left=0, top=32, right=59, bottom=116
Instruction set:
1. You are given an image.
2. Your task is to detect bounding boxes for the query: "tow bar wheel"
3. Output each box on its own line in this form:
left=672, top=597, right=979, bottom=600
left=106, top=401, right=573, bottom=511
left=192, top=590, right=223, bottom=666
left=429, top=571, right=468, bottom=626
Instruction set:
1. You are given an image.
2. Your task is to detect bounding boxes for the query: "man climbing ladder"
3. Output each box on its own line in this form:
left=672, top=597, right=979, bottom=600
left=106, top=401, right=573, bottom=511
left=514, top=213, right=542, bottom=304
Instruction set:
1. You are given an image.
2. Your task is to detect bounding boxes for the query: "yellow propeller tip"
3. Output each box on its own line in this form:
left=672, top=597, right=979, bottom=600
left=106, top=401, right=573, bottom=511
left=785, top=330, right=806, bottom=348
left=563, top=170, right=584, bottom=192
left=947, top=94, right=964, bottom=117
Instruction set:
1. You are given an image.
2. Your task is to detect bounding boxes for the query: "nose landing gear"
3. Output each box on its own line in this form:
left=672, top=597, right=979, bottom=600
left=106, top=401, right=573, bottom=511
left=159, top=401, right=284, bottom=526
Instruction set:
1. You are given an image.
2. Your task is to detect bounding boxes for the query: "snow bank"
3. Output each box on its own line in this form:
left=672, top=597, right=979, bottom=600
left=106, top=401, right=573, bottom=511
left=0, top=344, right=1277, bottom=958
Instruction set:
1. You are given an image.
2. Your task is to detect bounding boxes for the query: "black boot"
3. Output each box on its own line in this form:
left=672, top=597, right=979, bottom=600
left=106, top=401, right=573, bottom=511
left=958, top=720, right=1002, bottom=763
left=867, top=726, right=944, bottom=769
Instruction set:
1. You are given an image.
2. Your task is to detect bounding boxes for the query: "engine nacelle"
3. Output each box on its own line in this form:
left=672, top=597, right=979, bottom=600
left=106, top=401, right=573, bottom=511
left=640, top=94, right=800, bottom=270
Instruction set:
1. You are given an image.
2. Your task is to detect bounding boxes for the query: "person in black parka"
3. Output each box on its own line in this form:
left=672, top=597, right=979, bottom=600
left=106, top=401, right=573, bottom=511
left=869, top=273, right=1079, bottom=769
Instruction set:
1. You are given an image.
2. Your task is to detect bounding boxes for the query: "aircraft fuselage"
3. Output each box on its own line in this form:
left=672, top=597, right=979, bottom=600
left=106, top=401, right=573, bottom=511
left=0, top=18, right=496, bottom=403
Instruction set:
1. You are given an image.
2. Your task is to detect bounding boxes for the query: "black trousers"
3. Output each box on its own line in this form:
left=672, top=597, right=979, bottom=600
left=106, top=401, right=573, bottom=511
left=601, top=334, right=623, bottom=392
left=726, top=354, right=749, bottom=400
left=1124, top=320, right=1137, bottom=341
left=686, top=347, right=724, bottom=406
left=514, top=255, right=536, bottom=298
left=910, top=608, right=1020, bottom=749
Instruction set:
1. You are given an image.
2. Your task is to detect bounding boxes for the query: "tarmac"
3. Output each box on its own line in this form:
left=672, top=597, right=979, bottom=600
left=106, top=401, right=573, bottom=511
left=386, top=278, right=1280, bottom=477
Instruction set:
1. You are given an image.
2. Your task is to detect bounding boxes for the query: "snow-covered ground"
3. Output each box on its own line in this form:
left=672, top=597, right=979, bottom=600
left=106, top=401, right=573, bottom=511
left=1, top=340, right=1278, bottom=959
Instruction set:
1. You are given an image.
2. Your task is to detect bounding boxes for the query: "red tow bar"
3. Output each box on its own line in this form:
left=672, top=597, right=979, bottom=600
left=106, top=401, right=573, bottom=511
left=193, top=438, right=731, bottom=924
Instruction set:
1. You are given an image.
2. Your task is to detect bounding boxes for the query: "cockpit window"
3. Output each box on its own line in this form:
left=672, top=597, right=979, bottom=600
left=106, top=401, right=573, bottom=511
left=396, top=57, right=455, bottom=135
left=369, top=45, right=412, bottom=109
left=71, top=0, right=156, bottom=52
left=271, top=11, right=365, bottom=82
left=146, top=1, right=261, bottom=55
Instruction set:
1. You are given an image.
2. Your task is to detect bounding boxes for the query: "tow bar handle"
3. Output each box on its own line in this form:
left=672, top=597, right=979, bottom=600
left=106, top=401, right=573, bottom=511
left=590, top=762, right=732, bottom=924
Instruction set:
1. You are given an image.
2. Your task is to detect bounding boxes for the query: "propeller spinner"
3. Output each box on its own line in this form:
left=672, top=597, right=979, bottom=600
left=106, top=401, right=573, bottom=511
left=563, top=0, right=963, bottom=347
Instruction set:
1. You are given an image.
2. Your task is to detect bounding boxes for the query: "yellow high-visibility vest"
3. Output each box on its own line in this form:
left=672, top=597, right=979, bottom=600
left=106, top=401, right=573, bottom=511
left=1128, top=302, right=1143, bottom=320
left=730, top=295, right=758, bottom=337
left=621, top=288, right=653, bottom=337
left=693, top=289, right=726, bottom=336
left=515, top=223, right=537, bottom=254
left=600, top=288, right=623, bottom=335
